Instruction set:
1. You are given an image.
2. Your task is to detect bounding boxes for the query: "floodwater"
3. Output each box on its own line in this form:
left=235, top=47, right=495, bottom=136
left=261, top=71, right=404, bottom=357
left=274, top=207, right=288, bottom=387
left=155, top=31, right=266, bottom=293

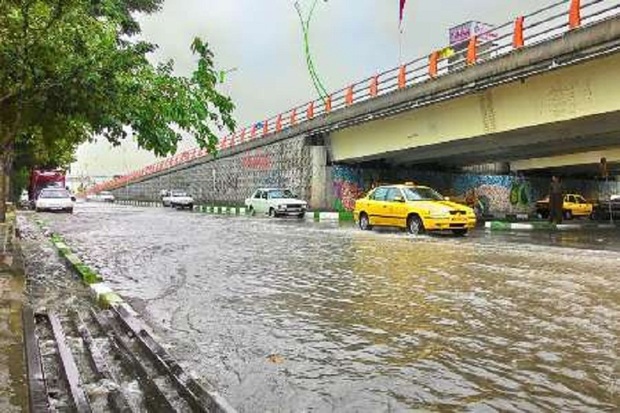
left=39, top=203, right=619, bottom=412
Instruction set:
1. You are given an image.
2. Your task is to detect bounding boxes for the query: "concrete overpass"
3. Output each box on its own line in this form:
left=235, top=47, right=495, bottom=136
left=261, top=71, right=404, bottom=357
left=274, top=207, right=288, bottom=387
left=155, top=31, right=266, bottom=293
left=95, top=1, right=620, bottom=215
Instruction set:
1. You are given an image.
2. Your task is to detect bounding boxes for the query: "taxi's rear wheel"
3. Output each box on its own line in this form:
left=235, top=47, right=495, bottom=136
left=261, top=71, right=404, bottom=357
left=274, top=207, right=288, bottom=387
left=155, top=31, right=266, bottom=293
left=407, top=215, right=424, bottom=235
left=359, top=213, right=372, bottom=231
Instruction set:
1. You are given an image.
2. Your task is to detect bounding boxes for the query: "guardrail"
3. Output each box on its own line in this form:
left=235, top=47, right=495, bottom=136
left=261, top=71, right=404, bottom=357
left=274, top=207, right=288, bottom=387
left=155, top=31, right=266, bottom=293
left=91, top=0, right=620, bottom=194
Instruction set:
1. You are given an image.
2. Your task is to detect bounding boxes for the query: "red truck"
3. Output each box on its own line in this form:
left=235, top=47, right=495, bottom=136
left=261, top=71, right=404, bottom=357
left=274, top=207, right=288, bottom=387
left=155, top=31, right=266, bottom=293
left=28, top=169, right=67, bottom=206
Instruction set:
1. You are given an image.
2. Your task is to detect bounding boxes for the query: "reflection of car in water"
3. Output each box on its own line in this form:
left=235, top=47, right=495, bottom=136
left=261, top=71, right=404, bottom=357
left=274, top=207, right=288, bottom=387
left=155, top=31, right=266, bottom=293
left=353, top=183, right=477, bottom=236
left=535, top=194, right=593, bottom=220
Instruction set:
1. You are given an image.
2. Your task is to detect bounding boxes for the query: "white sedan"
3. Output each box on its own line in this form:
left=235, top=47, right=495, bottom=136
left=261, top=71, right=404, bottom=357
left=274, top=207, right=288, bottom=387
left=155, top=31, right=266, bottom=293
left=245, top=188, right=307, bottom=218
left=168, top=191, right=194, bottom=210
left=35, top=188, right=74, bottom=213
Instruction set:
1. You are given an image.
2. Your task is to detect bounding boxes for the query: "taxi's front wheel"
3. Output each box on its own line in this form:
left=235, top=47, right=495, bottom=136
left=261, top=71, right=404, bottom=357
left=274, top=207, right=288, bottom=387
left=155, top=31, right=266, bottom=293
left=359, top=213, right=372, bottom=231
left=407, top=215, right=425, bottom=235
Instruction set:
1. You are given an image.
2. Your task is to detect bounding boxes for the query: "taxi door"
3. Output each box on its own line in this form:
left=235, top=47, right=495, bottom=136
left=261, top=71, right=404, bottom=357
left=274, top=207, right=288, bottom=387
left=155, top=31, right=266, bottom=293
left=574, top=195, right=592, bottom=216
left=367, top=187, right=389, bottom=226
left=386, top=188, right=408, bottom=227
left=563, top=195, right=577, bottom=217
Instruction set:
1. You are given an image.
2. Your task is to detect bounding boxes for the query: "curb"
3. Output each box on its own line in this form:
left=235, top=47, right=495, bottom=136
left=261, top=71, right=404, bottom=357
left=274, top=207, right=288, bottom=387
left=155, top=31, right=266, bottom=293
left=194, top=205, right=355, bottom=223
left=117, top=200, right=162, bottom=208
left=113, top=200, right=356, bottom=222
left=30, top=218, right=237, bottom=412
left=485, top=221, right=618, bottom=231
left=36, top=220, right=124, bottom=309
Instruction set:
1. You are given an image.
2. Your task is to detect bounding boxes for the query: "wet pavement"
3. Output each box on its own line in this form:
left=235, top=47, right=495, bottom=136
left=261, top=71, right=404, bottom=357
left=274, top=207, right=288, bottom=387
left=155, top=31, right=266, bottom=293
left=36, top=202, right=619, bottom=412
left=0, top=220, right=28, bottom=413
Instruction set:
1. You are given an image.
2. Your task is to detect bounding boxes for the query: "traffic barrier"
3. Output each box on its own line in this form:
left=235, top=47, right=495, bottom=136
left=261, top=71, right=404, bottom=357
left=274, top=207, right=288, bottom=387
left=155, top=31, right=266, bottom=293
left=369, top=75, right=379, bottom=97
left=398, top=65, right=406, bottom=89
left=428, top=52, right=439, bottom=78
left=570, top=0, right=581, bottom=29
left=345, top=86, right=354, bottom=106
left=513, top=16, right=525, bottom=48
left=307, top=101, right=314, bottom=119
left=467, top=36, right=477, bottom=65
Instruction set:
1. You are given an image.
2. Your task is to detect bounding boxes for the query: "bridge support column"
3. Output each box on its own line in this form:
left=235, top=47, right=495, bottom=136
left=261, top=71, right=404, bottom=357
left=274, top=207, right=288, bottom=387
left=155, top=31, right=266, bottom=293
left=310, top=145, right=328, bottom=210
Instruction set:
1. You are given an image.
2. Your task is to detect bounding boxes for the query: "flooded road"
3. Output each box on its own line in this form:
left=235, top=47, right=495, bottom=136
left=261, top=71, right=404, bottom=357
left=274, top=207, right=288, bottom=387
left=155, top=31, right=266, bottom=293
left=39, top=203, right=619, bottom=412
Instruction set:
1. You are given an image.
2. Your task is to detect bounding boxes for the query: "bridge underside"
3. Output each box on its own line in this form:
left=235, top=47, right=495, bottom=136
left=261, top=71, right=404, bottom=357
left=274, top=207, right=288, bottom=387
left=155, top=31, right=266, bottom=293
left=330, top=51, right=620, bottom=176
left=337, top=110, right=620, bottom=170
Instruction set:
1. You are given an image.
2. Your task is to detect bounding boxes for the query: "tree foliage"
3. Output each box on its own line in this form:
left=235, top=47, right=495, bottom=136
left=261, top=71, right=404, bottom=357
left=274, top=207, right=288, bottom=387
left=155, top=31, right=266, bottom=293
left=0, top=0, right=236, bottom=220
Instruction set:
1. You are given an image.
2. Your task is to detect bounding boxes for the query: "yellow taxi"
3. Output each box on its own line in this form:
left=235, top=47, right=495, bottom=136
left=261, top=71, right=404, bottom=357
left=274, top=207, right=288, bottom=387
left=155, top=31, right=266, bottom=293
left=535, top=193, right=593, bottom=219
left=353, top=183, right=477, bottom=235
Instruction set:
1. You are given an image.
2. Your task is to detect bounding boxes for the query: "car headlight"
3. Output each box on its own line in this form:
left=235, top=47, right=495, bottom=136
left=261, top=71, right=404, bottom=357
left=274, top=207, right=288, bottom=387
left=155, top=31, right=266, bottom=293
left=277, top=204, right=286, bottom=209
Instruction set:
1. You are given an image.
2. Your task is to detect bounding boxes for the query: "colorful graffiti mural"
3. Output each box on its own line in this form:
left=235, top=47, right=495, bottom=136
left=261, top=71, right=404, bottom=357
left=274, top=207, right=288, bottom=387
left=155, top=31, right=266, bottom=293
left=330, top=164, right=614, bottom=217
left=331, top=166, right=365, bottom=212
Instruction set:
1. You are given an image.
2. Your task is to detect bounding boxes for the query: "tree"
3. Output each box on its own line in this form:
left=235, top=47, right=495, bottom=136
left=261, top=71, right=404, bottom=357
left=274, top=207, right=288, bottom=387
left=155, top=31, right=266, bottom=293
left=0, top=0, right=236, bottom=222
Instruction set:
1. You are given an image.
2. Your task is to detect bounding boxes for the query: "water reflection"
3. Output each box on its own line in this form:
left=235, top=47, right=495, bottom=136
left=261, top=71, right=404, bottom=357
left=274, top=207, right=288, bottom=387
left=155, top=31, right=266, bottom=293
left=42, top=205, right=620, bottom=412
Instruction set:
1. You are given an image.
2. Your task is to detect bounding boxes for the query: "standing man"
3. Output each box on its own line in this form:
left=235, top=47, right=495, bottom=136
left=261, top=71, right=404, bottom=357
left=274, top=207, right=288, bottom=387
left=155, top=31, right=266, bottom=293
left=549, top=175, right=563, bottom=224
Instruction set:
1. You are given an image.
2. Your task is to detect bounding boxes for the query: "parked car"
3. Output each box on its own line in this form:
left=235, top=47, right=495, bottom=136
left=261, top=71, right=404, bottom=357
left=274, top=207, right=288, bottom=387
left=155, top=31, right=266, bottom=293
left=86, top=191, right=115, bottom=203
left=168, top=191, right=194, bottom=210
left=161, top=190, right=172, bottom=207
left=244, top=188, right=307, bottom=218
left=353, top=183, right=476, bottom=236
left=591, top=195, right=620, bottom=220
left=535, top=193, right=593, bottom=220
left=35, top=188, right=75, bottom=213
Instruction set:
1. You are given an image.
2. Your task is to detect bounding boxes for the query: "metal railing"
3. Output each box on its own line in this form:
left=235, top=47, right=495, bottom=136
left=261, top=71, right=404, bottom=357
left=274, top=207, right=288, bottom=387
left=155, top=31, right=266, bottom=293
left=92, top=0, right=620, bottom=193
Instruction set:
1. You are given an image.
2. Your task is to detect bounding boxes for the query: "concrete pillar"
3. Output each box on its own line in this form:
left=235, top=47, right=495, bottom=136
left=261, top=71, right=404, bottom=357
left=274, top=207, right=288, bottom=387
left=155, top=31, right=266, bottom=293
left=310, top=146, right=327, bottom=210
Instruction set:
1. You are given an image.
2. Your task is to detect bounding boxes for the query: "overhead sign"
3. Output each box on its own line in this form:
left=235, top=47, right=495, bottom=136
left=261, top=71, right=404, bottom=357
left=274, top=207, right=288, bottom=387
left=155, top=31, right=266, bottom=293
left=449, top=21, right=498, bottom=46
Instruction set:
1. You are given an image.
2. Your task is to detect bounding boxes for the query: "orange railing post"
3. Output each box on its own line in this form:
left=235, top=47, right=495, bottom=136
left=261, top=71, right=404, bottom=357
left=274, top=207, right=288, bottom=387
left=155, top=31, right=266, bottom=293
left=467, top=36, right=478, bottom=65
left=276, top=114, right=282, bottom=132
left=398, top=65, right=406, bottom=89
left=369, top=75, right=379, bottom=97
left=325, top=95, right=332, bottom=113
left=262, top=120, right=269, bottom=136
left=569, top=0, right=581, bottom=29
left=345, top=86, right=354, bottom=105
left=290, top=109, right=297, bottom=125
left=513, top=16, right=524, bottom=48
left=429, top=51, right=439, bottom=78
left=240, top=128, right=246, bottom=144
left=250, top=124, right=257, bottom=139
left=307, top=101, right=314, bottom=119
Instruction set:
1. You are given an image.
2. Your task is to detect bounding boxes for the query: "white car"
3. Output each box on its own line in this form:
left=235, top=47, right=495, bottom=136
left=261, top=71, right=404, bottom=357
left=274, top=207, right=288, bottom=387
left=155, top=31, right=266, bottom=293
left=35, top=188, right=74, bottom=213
left=245, top=188, right=307, bottom=218
left=87, top=191, right=115, bottom=203
left=99, top=191, right=115, bottom=202
left=168, top=191, right=194, bottom=210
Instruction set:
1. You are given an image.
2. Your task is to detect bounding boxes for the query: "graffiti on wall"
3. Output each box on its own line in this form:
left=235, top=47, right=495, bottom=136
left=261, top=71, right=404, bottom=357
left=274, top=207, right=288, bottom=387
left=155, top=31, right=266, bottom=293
left=332, top=166, right=365, bottom=211
left=330, top=164, right=610, bottom=216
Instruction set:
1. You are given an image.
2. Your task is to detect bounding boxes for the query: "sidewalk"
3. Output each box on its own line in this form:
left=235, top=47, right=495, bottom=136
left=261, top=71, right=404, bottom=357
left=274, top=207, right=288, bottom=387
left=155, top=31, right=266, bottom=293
left=0, top=217, right=28, bottom=412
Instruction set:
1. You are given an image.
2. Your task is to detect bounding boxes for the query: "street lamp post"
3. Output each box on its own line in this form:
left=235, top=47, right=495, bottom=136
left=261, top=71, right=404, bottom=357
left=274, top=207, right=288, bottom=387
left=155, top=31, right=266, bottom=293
left=294, top=0, right=329, bottom=102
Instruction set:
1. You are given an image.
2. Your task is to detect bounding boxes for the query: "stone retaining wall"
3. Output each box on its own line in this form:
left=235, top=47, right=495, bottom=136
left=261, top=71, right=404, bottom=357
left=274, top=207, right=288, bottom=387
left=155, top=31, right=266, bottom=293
left=112, top=136, right=315, bottom=205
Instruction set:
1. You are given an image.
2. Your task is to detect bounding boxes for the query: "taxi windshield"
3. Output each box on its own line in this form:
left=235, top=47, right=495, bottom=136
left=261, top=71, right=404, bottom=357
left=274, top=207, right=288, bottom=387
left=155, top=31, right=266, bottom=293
left=268, top=190, right=295, bottom=199
left=402, top=187, right=444, bottom=201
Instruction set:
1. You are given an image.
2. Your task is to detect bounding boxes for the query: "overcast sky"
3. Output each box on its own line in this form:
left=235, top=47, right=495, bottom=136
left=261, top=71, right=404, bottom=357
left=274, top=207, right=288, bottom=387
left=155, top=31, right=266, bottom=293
left=71, top=0, right=555, bottom=177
